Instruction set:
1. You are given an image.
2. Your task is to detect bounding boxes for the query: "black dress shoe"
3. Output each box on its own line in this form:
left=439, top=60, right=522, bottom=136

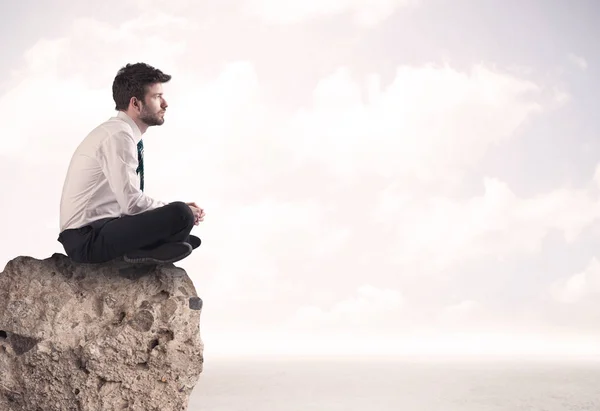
left=124, top=241, right=192, bottom=264
left=187, top=235, right=201, bottom=250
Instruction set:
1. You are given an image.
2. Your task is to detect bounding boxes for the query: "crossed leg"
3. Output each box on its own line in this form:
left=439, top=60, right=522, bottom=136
left=85, top=201, right=196, bottom=263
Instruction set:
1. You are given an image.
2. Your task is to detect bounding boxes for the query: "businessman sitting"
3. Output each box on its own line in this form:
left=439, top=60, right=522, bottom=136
left=57, top=62, right=204, bottom=264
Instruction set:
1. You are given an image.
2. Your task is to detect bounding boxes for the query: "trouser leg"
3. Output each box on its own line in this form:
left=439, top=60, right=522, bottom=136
left=91, top=201, right=195, bottom=263
left=60, top=201, right=195, bottom=264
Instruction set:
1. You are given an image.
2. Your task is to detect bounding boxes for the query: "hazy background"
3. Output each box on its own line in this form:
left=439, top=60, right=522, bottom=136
left=2, top=0, right=600, bottom=359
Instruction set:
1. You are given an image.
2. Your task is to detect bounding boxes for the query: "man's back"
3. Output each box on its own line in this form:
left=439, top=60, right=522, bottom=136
left=59, top=112, right=165, bottom=232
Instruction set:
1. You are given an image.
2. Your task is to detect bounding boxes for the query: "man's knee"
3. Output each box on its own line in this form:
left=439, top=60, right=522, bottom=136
left=168, top=201, right=195, bottom=229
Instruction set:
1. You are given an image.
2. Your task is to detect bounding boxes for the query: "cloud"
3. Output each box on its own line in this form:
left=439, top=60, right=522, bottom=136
left=284, top=64, right=543, bottom=179
left=527, top=256, right=600, bottom=336
left=550, top=257, right=600, bottom=304
left=438, top=300, right=482, bottom=325
left=374, top=176, right=600, bottom=272
left=568, top=53, right=588, bottom=71
left=242, top=0, right=419, bottom=26
left=196, top=198, right=325, bottom=305
left=0, top=39, right=107, bottom=160
left=285, top=284, right=403, bottom=332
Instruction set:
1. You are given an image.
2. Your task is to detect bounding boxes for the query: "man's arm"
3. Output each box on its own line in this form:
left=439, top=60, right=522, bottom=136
left=97, top=131, right=167, bottom=215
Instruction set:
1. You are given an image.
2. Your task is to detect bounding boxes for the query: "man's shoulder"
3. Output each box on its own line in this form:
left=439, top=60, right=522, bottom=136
left=101, top=116, right=136, bottom=136
left=89, top=116, right=135, bottom=143
left=75, top=117, right=135, bottom=156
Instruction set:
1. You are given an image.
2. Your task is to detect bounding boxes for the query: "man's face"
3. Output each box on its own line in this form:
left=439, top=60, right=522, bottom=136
left=139, top=83, right=168, bottom=126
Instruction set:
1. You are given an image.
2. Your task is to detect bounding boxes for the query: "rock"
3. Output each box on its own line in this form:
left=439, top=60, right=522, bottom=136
left=0, top=253, right=204, bottom=411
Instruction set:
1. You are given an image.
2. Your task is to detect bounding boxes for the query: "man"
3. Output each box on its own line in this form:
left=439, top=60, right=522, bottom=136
left=57, top=62, right=205, bottom=264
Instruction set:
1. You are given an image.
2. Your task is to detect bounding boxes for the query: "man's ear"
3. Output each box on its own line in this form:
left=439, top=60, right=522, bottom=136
left=130, top=97, right=141, bottom=112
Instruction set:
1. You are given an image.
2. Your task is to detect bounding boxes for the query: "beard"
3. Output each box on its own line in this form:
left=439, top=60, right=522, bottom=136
left=139, top=106, right=165, bottom=126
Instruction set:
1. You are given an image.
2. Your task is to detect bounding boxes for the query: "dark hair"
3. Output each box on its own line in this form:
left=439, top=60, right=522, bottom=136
left=112, top=63, right=172, bottom=110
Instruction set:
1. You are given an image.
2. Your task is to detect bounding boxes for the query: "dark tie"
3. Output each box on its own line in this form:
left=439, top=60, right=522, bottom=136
left=136, top=140, right=144, bottom=192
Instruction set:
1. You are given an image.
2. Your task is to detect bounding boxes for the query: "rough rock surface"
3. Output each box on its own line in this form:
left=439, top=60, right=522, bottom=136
left=0, top=253, right=204, bottom=411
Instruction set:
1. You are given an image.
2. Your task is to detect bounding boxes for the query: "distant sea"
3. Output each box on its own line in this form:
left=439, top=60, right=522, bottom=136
left=188, top=357, right=600, bottom=410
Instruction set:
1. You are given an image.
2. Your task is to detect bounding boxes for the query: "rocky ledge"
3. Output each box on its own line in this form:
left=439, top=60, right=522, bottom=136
left=0, top=253, right=203, bottom=411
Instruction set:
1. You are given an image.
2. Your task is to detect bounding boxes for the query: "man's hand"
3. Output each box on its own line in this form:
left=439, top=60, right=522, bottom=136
left=186, top=202, right=205, bottom=225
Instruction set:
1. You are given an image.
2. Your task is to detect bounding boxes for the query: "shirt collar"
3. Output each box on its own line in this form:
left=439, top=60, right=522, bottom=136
left=116, top=111, right=143, bottom=143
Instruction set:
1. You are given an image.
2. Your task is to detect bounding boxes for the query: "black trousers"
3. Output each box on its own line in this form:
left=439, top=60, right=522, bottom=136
left=57, top=201, right=195, bottom=264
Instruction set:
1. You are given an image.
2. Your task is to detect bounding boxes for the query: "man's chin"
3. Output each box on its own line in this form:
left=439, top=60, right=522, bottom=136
left=142, top=117, right=165, bottom=126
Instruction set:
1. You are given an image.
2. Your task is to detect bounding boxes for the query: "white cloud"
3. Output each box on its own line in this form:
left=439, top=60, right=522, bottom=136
left=550, top=257, right=600, bottom=304
left=285, top=285, right=403, bottom=331
left=568, top=53, right=588, bottom=71
left=438, top=300, right=482, bottom=325
left=194, top=198, right=325, bottom=305
left=242, top=0, right=419, bottom=26
left=592, top=164, right=600, bottom=190
left=0, top=40, right=107, bottom=160
left=375, top=177, right=600, bottom=272
left=285, top=64, right=543, bottom=179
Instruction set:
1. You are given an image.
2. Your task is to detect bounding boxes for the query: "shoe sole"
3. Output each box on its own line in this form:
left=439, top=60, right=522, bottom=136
left=123, top=244, right=193, bottom=264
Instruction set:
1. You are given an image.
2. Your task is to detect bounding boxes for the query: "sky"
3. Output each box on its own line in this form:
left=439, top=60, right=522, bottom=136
left=2, top=0, right=600, bottom=359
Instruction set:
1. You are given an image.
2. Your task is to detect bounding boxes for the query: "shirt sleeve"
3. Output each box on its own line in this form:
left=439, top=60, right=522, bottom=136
left=97, top=131, right=168, bottom=215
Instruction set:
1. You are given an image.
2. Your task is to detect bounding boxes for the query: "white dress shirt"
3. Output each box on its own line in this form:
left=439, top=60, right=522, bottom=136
left=59, top=111, right=167, bottom=232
